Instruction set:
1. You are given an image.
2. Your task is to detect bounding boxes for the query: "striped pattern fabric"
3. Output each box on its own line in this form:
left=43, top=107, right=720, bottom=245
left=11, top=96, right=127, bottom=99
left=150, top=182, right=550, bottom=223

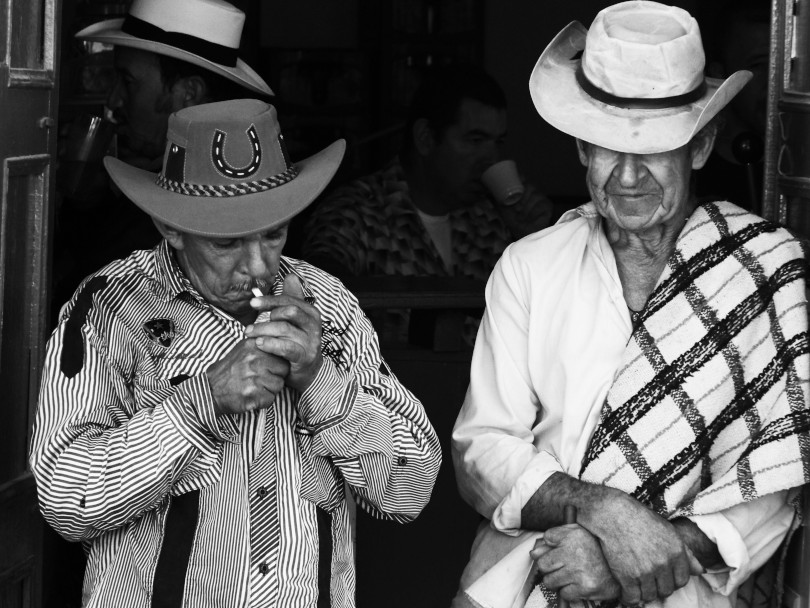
left=527, top=202, right=810, bottom=608
left=30, top=241, right=442, bottom=607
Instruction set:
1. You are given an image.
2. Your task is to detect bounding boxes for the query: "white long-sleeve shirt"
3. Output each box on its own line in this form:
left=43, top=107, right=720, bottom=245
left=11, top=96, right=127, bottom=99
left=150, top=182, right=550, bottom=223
left=452, top=204, right=794, bottom=606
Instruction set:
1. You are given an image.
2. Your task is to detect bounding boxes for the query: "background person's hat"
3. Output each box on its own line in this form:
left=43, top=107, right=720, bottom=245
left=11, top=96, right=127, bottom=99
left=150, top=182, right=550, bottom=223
left=104, top=99, right=345, bottom=237
left=529, top=1, right=752, bottom=154
left=76, top=0, right=273, bottom=97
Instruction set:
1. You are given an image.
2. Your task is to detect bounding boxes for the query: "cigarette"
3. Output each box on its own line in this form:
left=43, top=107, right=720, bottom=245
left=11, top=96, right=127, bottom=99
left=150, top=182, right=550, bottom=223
left=252, top=287, right=272, bottom=323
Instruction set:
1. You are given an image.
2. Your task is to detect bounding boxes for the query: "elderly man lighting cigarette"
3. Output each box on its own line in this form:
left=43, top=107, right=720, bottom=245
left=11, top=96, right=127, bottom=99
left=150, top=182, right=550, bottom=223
left=31, top=99, right=441, bottom=607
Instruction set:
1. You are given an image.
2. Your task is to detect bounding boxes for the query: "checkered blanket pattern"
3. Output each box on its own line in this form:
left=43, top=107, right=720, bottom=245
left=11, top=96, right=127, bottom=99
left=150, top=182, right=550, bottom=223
left=581, top=202, right=810, bottom=517
left=528, top=201, right=810, bottom=608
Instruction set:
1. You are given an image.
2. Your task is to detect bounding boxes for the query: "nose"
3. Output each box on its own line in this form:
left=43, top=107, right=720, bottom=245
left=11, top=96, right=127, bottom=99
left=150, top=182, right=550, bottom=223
left=106, top=78, right=125, bottom=114
left=483, top=141, right=500, bottom=166
left=476, top=140, right=501, bottom=175
left=614, top=153, right=645, bottom=187
left=243, top=239, right=271, bottom=279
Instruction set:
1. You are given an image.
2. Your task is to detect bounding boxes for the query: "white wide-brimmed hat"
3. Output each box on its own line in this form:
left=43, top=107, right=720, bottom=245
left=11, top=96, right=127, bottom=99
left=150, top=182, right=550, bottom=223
left=104, top=99, right=345, bottom=237
left=529, top=1, right=752, bottom=154
left=77, top=0, right=273, bottom=97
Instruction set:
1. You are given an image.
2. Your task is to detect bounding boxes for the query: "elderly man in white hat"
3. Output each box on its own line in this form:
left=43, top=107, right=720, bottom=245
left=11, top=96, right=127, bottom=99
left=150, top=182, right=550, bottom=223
left=451, top=2, right=809, bottom=608
left=32, top=99, right=441, bottom=606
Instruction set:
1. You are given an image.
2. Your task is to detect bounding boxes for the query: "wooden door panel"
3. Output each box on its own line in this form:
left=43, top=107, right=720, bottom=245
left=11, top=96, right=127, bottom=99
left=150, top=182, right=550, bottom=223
left=0, top=0, right=60, bottom=606
left=8, top=0, right=54, bottom=73
left=0, top=156, right=51, bottom=482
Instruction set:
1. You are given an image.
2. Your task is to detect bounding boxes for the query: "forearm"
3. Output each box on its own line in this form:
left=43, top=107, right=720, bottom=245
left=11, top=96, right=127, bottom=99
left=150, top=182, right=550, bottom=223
left=32, top=374, right=228, bottom=541
left=521, top=471, right=625, bottom=532
left=298, top=357, right=441, bottom=520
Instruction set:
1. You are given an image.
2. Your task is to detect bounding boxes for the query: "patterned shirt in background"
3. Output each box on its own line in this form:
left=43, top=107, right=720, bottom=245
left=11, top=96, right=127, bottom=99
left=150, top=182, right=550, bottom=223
left=301, top=158, right=531, bottom=344
left=302, top=158, right=518, bottom=281
left=30, top=241, right=442, bottom=608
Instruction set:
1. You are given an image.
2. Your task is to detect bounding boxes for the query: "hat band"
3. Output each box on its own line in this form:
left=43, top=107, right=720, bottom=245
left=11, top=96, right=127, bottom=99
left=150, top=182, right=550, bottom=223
left=576, top=65, right=707, bottom=110
left=121, top=15, right=239, bottom=68
left=155, top=165, right=299, bottom=197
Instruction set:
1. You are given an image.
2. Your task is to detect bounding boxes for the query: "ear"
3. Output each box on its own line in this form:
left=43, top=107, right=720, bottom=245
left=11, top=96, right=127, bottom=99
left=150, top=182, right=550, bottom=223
left=412, top=118, right=435, bottom=157
left=575, top=139, right=590, bottom=167
left=174, top=75, right=209, bottom=108
left=689, top=122, right=718, bottom=170
left=152, top=219, right=185, bottom=250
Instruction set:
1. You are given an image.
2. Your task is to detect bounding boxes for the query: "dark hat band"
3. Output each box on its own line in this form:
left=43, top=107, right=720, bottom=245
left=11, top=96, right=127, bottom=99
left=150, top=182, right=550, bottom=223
left=121, top=14, right=239, bottom=67
left=155, top=165, right=299, bottom=197
left=575, top=65, right=707, bottom=110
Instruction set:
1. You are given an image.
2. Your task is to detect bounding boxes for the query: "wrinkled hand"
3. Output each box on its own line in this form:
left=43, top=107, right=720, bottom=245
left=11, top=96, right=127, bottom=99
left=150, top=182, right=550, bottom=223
left=246, top=274, right=323, bottom=392
left=496, top=182, right=554, bottom=238
left=206, top=339, right=290, bottom=415
left=530, top=524, right=621, bottom=602
left=591, top=492, right=703, bottom=604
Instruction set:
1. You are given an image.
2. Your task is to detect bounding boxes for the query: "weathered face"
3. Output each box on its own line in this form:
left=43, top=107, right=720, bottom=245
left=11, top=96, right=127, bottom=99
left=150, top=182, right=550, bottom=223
left=576, top=135, right=713, bottom=233
left=166, top=224, right=289, bottom=324
left=106, top=47, right=184, bottom=161
left=425, top=98, right=507, bottom=208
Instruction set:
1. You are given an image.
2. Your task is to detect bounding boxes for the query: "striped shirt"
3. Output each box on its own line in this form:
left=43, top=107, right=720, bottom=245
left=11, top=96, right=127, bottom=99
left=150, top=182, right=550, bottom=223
left=30, top=240, right=442, bottom=607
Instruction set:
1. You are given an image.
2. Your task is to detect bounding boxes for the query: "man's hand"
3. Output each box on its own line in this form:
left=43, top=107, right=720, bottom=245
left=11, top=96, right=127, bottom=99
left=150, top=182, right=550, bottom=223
left=206, top=339, right=290, bottom=415
left=521, top=474, right=705, bottom=605
left=587, top=491, right=704, bottom=604
left=246, top=275, right=324, bottom=392
left=530, top=524, right=621, bottom=602
left=495, top=182, right=554, bottom=238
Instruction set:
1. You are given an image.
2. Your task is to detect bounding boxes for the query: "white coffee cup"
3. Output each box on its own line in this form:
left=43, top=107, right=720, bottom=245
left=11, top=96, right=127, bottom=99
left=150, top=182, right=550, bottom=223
left=482, top=159, right=524, bottom=206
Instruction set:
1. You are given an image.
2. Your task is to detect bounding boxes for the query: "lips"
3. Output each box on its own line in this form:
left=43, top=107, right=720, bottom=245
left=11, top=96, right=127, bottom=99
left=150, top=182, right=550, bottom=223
left=606, top=191, right=656, bottom=198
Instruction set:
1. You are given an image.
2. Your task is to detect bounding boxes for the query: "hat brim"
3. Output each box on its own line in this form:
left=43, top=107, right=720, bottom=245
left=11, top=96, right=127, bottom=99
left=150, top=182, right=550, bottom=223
left=529, top=22, right=752, bottom=154
left=104, top=139, right=346, bottom=238
left=77, top=18, right=273, bottom=97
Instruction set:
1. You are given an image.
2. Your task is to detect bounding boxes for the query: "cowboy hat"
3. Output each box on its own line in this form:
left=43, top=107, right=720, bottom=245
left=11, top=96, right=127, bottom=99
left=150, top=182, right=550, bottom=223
left=76, top=0, right=273, bottom=97
left=529, top=1, right=752, bottom=154
left=104, top=99, right=345, bottom=237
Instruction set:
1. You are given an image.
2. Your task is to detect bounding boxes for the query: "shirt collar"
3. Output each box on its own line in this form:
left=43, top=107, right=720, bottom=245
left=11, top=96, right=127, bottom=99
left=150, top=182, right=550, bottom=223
left=555, top=201, right=614, bottom=264
left=154, top=240, right=194, bottom=302
left=557, top=201, right=600, bottom=224
left=274, top=258, right=317, bottom=305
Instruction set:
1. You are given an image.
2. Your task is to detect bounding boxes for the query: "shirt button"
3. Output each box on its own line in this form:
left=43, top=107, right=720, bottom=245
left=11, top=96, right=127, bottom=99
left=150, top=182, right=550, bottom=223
left=397, top=456, right=408, bottom=466
left=258, top=562, right=269, bottom=575
left=79, top=497, right=86, bottom=508
left=257, top=486, right=268, bottom=498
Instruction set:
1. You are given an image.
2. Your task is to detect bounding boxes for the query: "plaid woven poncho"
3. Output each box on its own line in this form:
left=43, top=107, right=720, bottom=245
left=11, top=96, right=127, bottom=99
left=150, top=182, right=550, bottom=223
left=529, top=201, right=810, bottom=608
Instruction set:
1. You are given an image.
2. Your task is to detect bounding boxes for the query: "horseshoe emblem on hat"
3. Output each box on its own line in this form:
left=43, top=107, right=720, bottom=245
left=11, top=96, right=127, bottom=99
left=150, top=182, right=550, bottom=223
left=211, top=125, right=262, bottom=179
